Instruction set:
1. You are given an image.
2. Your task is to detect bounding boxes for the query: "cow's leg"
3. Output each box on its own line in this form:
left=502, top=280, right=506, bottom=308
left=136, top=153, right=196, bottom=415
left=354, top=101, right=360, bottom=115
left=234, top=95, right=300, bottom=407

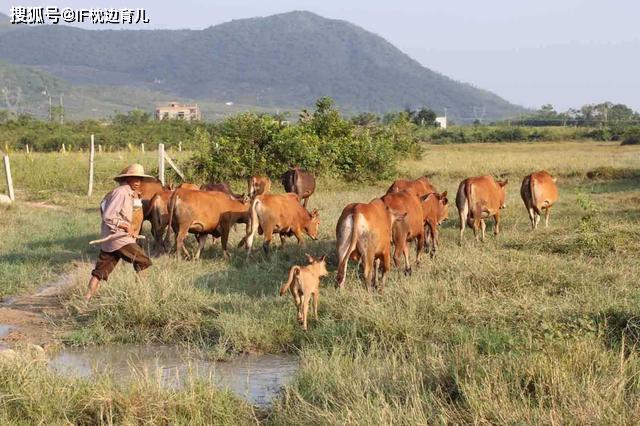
left=194, top=234, right=207, bottom=260
left=220, top=221, right=232, bottom=260
left=295, top=290, right=303, bottom=323
left=402, top=241, right=411, bottom=276
left=480, top=219, right=486, bottom=242
left=262, top=224, right=274, bottom=255
left=527, top=207, right=536, bottom=230
left=472, top=216, right=482, bottom=242
left=458, top=210, right=466, bottom=245
left=313, top=291, right=319, bottom=321
left=176, top=226, right=190, bottom=259
left=373, top=257, right=380, bottom=288
left=494, top=212, right=501, bottom=237
left=379, top=250, right=392, bottom=293
left=293, top=227, right=305, bottom=246
left=279, top=234, right=287, bottom=247
left=362, top=252, right=374, bottom=293
left=544, top=207, right=551, bottom=228
left=301, top=293, right=310, bottom=331
left=415, top=232, right=425, bottom=265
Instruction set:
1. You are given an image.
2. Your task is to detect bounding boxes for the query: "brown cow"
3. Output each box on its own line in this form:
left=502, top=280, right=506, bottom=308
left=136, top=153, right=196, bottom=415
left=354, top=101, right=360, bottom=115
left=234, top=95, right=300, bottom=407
left=421, top=191, right=449, bottom=257
left=149, top=190, right=173, bottom=253
left=386, top=176, right=436, bottom=198
left=336, top=199, right=406, bottom=292
left=381, top=191, right=426, bottom=275
left=248, top=176, right=272, bottom=199
left=521, top=170, right=559, bottom=229
left=242, top=193, right=320, bottom=255
left=138, top=179, right=166, bottom=219
left=166, top=189, right=250, bottom=260
left=456, top=176, right=508, bottom=242
left=281, top=167, right=316, bottom=207
left=177, top=183, right=200, bottom=190
left=201, top=182, right=246, bottom=202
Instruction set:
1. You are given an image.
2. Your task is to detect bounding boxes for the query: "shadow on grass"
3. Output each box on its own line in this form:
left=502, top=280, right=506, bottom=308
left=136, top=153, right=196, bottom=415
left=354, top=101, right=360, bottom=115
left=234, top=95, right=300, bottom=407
left=191, top=239, right=337, bottom=299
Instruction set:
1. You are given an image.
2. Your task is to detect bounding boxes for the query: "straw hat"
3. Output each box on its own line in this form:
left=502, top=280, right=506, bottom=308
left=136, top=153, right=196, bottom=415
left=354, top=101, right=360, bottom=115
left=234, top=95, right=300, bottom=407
left=113, top=164, right=155, bottom=182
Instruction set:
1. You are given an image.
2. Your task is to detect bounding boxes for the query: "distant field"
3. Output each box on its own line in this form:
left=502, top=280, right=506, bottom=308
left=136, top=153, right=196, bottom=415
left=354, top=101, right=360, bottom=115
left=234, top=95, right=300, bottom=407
left=1, top=140, right=640, bottom=423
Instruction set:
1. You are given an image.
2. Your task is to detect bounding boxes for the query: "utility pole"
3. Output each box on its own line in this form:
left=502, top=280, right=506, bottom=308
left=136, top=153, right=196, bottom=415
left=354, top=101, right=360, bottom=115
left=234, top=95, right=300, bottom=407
left=59, top=94, right=64, bottom=125
left=48, top=95, right=52, bottom=121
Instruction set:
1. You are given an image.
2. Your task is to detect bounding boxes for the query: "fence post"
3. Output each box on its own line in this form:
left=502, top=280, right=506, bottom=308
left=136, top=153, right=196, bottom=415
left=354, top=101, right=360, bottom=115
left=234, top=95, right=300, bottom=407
left=178, top=141, right=182, bottom=152
left=25, top=144, right=30, bottom=154
left=98, top=144, right=102, bottom=153
left=61, top=144, right=66, bottom=154
left=88, top=134, right=95, bottom=197
left=3, top=155, right=15, bottom=202
left=158, top=143, right=165, bottom=186
left=141, top=143, right=145, bottom=153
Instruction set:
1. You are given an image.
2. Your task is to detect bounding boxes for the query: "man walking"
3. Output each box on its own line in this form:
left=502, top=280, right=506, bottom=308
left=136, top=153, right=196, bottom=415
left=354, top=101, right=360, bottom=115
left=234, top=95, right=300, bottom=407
left=85, top=164, right=154, bottom=301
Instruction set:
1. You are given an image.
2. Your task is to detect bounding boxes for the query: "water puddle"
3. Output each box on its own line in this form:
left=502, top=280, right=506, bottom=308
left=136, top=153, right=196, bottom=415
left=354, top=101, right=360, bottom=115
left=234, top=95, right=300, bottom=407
left=49, top=345, right=298, bottom=406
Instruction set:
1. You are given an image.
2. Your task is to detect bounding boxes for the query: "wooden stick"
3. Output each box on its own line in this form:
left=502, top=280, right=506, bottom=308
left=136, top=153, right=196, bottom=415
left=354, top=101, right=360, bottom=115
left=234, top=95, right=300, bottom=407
left=158, top=143, right=165, bottom=186
left=3, top=155, right=15, bottom=201
left=88, top=134, right=95, bottom=197
left=89, top=234, right=146, bottom=246
left=163, top=152, right=185, bottom=180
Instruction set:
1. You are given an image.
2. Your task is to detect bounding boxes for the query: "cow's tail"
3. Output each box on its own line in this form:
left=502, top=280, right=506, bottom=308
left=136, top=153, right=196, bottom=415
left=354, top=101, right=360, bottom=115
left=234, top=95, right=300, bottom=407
left=149, top=194, right=165, bottom=251
left=242, top=197, right=261, bottom=254
left=280, top=266, right=300, bottom=296
left=336, top=212, right=360, bottom=288
left=164, top=189, right=179, bottom=244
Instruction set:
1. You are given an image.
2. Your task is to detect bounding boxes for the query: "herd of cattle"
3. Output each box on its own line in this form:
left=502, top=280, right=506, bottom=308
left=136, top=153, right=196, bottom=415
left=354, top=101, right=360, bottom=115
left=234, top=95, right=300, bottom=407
left=132, top=167, right=558, bottom=285
left=129, top=167, right=558, bottom=329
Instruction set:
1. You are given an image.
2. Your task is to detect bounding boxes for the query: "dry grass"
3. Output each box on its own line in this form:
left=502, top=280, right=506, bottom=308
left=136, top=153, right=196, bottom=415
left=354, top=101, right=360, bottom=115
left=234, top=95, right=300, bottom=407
left=1, top=140, right=640, bottom=423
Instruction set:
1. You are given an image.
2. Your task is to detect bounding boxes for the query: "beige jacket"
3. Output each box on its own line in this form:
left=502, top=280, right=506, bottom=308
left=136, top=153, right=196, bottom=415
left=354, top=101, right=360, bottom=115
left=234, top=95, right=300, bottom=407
left=99, top=184, right=137, bottom=252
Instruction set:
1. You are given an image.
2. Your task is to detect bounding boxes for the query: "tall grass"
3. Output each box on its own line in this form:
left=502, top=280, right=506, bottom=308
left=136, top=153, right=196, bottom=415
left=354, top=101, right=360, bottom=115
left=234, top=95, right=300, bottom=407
left=1, top=140, right=640, bottom=422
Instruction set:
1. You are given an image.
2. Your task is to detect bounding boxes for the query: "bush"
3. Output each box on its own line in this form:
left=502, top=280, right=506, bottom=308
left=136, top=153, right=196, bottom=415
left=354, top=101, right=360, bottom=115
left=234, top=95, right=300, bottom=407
left=621, top=127, right=640, bottom=145
left=187, top=99, right=418, bottom=183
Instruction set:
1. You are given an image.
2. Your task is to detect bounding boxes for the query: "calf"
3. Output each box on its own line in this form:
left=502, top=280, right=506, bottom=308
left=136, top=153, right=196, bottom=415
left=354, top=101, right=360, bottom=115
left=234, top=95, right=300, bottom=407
left=279, top=254, right=328, bottom=331
left=166, top=189, right=249, bottom=260
left=456, top=176, right=508, bottom=242
left=381, top=190, right=426, bottom=275
left=336, top=199, right=406, bottom=292
left=281, top=167, right=316, bottom=207
left=521, top=171, right=559, bottom=230
left=386, top=176, right=436, bottom=198
left=421, top=191, right=449, bottom=257
left=248, top=176, right=271, bottom=198
left=243, top=193, right=320, bottom=255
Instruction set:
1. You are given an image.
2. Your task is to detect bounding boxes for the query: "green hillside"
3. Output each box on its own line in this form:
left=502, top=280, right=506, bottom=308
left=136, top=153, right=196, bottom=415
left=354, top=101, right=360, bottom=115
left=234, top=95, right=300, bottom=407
left=0, top=11, right=526, bottom=120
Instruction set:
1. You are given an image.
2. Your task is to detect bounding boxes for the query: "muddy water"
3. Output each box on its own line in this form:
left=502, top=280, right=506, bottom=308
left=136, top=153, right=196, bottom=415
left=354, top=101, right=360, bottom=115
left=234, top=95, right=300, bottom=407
left=48, top=345, right=298, bottom=406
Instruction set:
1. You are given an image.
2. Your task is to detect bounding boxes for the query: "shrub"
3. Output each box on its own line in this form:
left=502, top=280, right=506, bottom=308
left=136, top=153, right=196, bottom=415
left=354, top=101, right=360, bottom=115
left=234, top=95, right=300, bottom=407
left=187, top=99, right=418, bottom=183
left=621, top=127, right=640, bottom=145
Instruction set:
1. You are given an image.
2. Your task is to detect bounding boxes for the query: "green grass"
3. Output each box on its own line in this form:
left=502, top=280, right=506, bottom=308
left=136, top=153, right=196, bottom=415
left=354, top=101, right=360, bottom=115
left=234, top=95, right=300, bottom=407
left=1, top=140, right=640, bottom=422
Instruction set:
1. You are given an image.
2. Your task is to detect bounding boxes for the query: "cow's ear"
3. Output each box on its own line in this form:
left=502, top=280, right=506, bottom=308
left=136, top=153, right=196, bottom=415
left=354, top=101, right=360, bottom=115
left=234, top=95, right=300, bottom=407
left=441, top=190, right=448, bottom=198
left=420, top=193, right=432, bottom=201
left=320, top=255, right=327, bottom=262
left=442, top=197, right=449, bottom=205
left=499, top=179, right=509, bottom=187
left=312, top=208, right=319, bottom=217
left=305, top=253, right=314, bottom=263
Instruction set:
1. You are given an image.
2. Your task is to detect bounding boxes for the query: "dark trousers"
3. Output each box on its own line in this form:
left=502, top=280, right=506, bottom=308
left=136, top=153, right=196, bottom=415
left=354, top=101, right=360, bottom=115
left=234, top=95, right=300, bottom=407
left=91, top=243, right=152, bottom=281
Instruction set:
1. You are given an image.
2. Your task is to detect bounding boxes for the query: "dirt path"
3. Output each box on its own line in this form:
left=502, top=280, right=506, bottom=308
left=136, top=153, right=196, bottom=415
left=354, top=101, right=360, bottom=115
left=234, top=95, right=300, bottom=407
left=0, top=272, right=76, bottom=347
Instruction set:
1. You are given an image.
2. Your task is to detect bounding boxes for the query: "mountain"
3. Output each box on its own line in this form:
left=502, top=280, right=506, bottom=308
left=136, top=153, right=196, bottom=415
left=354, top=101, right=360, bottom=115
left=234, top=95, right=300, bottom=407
left=0, top=11, right=525, bottom=120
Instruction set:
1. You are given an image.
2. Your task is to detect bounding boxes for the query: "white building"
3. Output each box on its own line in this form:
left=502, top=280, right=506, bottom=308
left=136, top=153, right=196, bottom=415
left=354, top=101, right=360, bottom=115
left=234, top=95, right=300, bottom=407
left=435, top=116, right=447, bottom=129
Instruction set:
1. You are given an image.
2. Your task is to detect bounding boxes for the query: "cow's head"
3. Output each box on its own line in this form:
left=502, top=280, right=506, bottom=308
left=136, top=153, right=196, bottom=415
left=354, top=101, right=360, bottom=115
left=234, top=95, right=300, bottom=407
left=305, top=253, right=328, bottom=276
left=497, top=179, right=509, bottom=208
left=305, top=209, right=321, bottom=240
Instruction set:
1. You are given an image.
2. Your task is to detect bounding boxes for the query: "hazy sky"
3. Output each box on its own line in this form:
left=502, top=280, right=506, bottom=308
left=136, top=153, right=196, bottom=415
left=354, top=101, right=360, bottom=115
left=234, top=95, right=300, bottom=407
left=2, top=0, right=639, bottom=110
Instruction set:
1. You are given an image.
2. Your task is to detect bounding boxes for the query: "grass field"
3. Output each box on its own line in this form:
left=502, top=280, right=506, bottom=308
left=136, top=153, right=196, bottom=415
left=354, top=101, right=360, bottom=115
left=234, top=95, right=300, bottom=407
left=1, top=140, right=639, bottom=423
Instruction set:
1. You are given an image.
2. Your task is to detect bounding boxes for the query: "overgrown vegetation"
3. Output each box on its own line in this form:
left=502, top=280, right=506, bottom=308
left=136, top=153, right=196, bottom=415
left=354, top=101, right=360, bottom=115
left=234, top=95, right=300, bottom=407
left=1, top=141, right=640, bottom=423
left=187, top=97, right=420, bottom=182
